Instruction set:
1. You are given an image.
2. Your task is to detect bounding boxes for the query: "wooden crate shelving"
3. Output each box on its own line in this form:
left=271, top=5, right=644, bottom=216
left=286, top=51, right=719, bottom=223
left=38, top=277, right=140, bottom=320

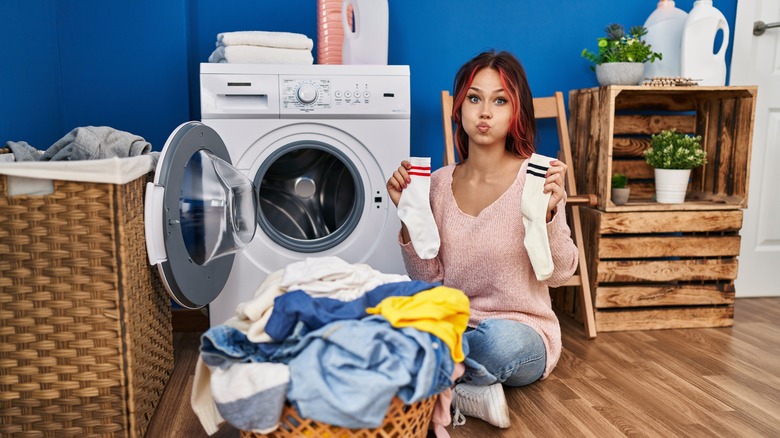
left=566, top=86, right=757, bottom=332
left=580, top=207, right=740, bottom=332
left=568, top=86, right=757, bottom=212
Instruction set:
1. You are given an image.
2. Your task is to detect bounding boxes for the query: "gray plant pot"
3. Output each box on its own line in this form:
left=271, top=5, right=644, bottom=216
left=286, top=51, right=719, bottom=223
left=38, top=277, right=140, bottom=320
left=611, top=187, right=631, bottom=205
left=595, top=62, right=645, bottom=86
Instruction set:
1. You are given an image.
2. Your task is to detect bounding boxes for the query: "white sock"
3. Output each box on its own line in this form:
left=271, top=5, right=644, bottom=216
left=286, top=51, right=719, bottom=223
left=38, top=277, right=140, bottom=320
left=397, top=157, right=440, bottom=259
left=522, top=153, right=554, bottom=281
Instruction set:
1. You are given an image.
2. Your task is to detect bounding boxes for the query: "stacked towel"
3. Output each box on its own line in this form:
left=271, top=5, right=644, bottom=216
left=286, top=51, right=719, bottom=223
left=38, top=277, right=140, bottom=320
left=208, top=31, right=314, bottom=64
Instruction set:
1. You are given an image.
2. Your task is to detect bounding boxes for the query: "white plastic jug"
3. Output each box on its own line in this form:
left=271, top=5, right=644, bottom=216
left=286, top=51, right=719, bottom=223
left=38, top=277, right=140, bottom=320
left=643, top=0, right=688, bottom=78
left=680, top=0, right=729, bottom=85
left=341, top=0, right=388, bottom=65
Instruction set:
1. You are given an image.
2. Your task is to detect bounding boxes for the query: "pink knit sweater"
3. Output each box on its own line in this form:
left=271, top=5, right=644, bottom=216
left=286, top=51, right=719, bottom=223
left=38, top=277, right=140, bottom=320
left=399, top=161, right=578, bottom=378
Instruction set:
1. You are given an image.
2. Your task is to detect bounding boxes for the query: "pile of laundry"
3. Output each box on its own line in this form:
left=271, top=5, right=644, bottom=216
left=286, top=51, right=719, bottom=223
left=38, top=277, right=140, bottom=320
left=3, top=126, right=151, bottom=162
left=208, top=30, right=314, bottom=64
left=192, top=257, right=469, bottom=437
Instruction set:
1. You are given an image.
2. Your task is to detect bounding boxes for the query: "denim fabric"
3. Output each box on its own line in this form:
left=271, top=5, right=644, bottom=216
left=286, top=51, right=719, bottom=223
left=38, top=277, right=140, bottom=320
left=460, top=319, right=546, bottom=387
left=287, top=316, right=454, bottom=429
left=200, top=321, right=310, bottom=368
left=398, top=332, right=454, bottom=403
left=265, top=280, right=439, bottom=341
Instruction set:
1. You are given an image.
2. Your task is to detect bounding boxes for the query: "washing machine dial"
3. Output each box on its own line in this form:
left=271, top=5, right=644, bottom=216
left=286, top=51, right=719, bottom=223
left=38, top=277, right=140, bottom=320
left=296, top=83, right=318, bottom=104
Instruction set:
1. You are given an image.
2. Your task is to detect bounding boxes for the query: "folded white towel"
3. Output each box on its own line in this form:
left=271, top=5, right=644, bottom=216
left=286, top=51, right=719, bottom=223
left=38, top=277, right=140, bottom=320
left=217, top=31, right=313, bottom=50
left=208, top=45, right=314, bottom=64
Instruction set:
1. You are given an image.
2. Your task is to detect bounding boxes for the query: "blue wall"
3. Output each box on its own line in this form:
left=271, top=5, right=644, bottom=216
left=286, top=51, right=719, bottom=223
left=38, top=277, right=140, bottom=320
left=1, top=0, right=737, bottom=168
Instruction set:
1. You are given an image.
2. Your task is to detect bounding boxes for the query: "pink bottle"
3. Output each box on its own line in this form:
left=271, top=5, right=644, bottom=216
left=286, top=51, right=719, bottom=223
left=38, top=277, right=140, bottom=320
left=317, top=0, right=352, bottom=64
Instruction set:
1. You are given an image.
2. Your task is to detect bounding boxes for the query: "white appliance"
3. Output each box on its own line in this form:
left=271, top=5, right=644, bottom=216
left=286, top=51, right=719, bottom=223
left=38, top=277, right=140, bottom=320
left=145, top=64, right=410, bottom=326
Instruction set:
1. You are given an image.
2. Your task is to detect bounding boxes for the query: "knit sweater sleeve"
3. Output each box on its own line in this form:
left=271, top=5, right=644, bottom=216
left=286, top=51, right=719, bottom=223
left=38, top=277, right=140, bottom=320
left=543, top=199, right=579, bottom=288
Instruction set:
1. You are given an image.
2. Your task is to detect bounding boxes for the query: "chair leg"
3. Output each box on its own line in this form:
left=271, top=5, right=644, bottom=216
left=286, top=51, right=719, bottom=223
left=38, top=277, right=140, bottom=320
left=571, top=205, right=596, bottom=338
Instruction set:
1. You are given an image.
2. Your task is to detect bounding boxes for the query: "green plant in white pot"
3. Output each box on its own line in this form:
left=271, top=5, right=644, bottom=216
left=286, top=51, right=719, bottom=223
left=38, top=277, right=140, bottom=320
left=581, top=24, right=662, bottom=86
left=644, top=129, right=707, bottom=204
left=611, top=172, right=630, bottom=205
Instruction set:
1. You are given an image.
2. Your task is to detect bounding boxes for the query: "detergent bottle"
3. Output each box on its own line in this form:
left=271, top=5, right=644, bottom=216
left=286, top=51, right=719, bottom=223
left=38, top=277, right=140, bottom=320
left=341, top=0, right=389, bottom=65
left=680, top=0, right=730, bottom=85
left=643, top=0, right=688, bottom=79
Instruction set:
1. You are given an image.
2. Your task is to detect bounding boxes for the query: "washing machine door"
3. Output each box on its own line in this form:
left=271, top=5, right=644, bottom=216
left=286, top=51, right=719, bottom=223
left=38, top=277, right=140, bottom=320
left=145, top=122, right=257, bottom=309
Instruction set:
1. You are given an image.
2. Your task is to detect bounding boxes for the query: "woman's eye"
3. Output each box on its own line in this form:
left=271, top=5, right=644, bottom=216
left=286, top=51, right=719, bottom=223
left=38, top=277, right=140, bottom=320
left=495, top=97, right=508, bottom=105
left=467, top=95, right=480, bottom=103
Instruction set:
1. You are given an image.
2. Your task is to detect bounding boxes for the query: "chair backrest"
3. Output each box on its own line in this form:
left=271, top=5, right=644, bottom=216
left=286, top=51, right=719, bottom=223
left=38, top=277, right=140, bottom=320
left=440, top=90, right=578, bottom=196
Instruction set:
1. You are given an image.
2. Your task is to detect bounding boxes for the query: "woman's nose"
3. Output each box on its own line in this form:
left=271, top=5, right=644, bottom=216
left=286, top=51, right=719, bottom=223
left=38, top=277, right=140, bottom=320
left=480, top=104, right=491, bottom=118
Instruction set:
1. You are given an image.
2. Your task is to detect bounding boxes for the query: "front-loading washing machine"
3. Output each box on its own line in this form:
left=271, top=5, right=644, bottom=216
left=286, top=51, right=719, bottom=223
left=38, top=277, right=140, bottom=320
left=144, top=64, right=410, bottom=326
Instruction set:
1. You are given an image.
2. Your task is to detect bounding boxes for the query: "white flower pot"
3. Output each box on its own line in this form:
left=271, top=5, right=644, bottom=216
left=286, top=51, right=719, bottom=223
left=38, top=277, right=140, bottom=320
left=595, top=62, right=645, bottom=86
left=654, top=168, right=691, bottom=204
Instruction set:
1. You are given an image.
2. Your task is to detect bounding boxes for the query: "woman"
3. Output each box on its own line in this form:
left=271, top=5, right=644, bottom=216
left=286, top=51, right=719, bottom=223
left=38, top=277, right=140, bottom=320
left=386, top=50, right=578, bottom=428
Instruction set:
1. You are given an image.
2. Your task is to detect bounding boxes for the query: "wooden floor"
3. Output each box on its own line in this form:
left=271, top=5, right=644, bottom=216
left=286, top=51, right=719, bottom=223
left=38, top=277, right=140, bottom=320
left=148, top=298, right=780, bottom=437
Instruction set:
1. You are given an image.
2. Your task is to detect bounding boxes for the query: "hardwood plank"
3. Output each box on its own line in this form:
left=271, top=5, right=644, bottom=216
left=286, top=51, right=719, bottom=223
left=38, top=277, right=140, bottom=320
left=595, top=285, right=735, bottom=308
left=596, top=259, right=739, bottom=282
left=595, top=306, right=734, bottom=331
left=597, top=210, right=743, bottom=234
left=613, top=114, right=696, bottom=135
left=611, top=158, right=653, bottom=179
left=597, top=235, right=741, bottom=258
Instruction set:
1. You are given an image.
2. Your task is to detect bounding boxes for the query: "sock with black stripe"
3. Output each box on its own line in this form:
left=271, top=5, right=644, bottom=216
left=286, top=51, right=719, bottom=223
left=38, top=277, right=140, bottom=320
left=397, top=157, right=440, bottom=259
left=521, top=153, right=554, bottom=280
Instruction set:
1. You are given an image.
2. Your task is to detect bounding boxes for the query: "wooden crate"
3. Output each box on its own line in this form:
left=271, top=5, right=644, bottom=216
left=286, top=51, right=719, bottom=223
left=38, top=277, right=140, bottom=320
left=579, top=207, right=740, bottom=332
left=568, top=86, right=757, bottom=212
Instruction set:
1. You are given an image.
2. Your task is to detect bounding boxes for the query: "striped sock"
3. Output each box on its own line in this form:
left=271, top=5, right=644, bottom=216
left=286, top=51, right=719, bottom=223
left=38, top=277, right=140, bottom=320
left=397, top=157, right=440, bottom=259
left=521, top=153, right=554, bottom=281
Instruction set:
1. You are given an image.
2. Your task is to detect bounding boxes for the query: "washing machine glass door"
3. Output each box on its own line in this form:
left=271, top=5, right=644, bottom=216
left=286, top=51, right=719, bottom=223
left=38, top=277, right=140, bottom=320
left=145, top=122, right=257, bottom=309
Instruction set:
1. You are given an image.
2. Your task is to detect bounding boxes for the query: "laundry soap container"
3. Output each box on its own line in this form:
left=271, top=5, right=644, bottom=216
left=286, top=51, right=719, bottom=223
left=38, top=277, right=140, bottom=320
left=341, top=0, right=388, bottom=64
left=680, top=0, right=730, bottom=86
left=643, top=0, right=688, bottom=78
left=318, top=0, right=353, bottom=64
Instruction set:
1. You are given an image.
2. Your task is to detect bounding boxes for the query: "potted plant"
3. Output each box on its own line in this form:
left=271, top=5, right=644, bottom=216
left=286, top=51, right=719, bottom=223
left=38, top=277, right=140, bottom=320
left=644, top=129, right=707, bottom=204
left=581, top=24, right=662, bottom=86
left=611, top=172, right=630, bottom=205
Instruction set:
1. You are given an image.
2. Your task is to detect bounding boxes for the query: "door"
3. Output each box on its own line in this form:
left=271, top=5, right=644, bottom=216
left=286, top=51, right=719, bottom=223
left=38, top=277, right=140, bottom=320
left=145, top=122, right=257, bottom=308
left=730, top=0, right=780, bottom=297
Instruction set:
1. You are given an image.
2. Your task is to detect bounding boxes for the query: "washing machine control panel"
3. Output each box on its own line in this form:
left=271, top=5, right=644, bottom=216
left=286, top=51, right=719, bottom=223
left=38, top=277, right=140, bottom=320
left=280, top=75, right=410, bottom=117
left=283, top=79, right=332, bottom=110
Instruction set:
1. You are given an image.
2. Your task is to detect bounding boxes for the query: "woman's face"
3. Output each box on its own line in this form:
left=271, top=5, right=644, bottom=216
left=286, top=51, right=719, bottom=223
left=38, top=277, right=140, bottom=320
left=461, top=67, right=513, bottom=151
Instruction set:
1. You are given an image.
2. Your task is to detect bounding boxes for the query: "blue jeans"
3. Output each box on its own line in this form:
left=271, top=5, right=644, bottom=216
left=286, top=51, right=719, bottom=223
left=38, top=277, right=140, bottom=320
left=460, top=319, right=546, bottom=387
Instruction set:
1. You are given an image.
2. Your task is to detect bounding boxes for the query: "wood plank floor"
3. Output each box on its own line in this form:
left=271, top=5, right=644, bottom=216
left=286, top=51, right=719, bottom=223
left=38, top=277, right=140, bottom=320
left=148, top=298, right=780, bottom=437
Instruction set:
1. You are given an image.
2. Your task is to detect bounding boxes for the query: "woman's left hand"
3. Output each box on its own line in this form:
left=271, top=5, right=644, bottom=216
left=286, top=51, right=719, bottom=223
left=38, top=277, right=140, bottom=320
left=544, top=159, right=568, bottom=220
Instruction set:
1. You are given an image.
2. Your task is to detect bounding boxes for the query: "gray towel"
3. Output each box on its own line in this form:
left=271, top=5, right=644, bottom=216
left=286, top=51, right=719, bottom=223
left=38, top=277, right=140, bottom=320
left=6, top=126, right=152, bottom=162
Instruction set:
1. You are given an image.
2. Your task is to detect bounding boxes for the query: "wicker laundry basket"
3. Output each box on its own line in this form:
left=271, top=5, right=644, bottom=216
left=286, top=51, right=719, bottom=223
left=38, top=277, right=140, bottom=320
left=0, top=157, right=173, bottom=438
left=241, top=396, right=437, bottom=438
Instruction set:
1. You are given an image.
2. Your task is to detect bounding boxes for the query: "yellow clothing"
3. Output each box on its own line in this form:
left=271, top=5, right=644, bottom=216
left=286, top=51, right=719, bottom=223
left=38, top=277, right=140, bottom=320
left=366, top=286, right=470, bottom=362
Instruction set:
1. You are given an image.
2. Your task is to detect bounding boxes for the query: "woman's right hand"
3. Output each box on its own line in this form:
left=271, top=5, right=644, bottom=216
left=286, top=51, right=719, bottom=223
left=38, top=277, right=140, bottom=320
left=386, top=160, right=412, bottom=207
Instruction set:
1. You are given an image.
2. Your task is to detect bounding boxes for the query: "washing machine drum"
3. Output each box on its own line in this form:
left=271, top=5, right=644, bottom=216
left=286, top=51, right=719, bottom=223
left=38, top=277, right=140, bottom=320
left=145, top=122, right=257, bottom=309
left=255, top=142, right=363, bottom=254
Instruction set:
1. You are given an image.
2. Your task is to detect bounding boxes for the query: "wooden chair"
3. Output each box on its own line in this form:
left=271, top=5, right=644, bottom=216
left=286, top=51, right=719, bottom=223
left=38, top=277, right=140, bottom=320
left=441, top=90, right=597, bottom=338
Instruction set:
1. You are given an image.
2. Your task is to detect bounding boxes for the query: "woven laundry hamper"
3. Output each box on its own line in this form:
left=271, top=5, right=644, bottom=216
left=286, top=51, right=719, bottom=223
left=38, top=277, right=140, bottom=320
left=241, top=396, right=437, bottom=438
left=0, top=151, right=173, bottom=438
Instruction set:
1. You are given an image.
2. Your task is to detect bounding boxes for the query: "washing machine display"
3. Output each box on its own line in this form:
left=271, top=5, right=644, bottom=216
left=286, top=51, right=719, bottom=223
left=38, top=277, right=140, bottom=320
left=146, top=64, right=410, bottom=325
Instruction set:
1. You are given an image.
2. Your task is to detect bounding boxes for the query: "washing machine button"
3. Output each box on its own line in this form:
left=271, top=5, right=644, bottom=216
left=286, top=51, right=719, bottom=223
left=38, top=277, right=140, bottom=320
left=296, top=83, right=318, bottom=104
